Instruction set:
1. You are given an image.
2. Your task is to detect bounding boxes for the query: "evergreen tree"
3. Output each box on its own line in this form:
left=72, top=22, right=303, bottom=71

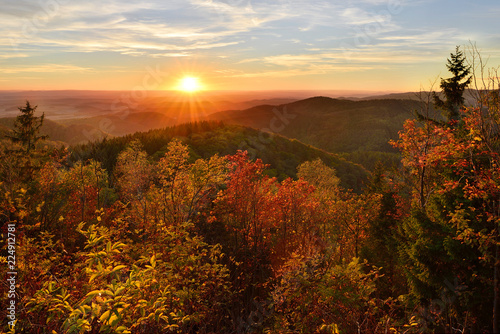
left=393, top=108, right=495, bottom=331
left=361, top=163, right=406, bottom=298
left=7, top=101, right=47, bottom=154
left=433, top=46, right=472, bottom=121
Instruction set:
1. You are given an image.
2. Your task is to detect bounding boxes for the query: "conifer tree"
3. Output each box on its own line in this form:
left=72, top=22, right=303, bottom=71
left=394, top=107, right=494, bottom=331
left=7, top=101, right=47, bottom=154
left=433, top=46, right=472, bottom=121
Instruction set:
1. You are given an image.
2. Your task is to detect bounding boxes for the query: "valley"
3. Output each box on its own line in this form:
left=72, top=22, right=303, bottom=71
left=0, top=90, right=427, bottom=163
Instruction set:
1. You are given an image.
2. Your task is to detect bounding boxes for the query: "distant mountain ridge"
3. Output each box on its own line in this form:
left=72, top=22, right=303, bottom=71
left=206, top=96, right=426, bottom=154
left=1, top=95, right=430, bottom=171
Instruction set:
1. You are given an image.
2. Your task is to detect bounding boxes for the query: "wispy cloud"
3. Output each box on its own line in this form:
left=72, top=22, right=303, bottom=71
left=0, top=0, right=500, bottom=90
left=2, top=0, right=254, bottom=55
left=0, top=64, right=92, bottom=74
left=0, top=53, right=29, bottom=59
left=377, top=29, right=463, bottom=49
left=220, top=63, right=381, bottom=79
left=342, top=7, right=389, bottom=25
left=254, top=49, right=442, bottom=69
left=0, top=0, right=350, bottom=56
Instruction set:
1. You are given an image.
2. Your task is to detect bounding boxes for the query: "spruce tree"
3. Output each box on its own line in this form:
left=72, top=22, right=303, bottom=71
left=433, top=46, right=472, bottom=121
left=7, top=101, right=47, bottom=154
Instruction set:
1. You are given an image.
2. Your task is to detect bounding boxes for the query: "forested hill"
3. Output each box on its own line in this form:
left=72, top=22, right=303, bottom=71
left=207, top=96, right=428, bottom=154
left=71, top=121, right=369, bottom=192
left=1, top=96, right=427, bottom=170
left=1, top=96, right=428, bottom=172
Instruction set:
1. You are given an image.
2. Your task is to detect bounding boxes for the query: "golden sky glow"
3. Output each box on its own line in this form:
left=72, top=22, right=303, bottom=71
left=1, top=1, right=500, bottom=92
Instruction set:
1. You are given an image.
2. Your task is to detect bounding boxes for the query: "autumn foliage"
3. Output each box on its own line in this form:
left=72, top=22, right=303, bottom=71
left=1, top=131, right=404, bottom=333
left=2, top=47, right=500, bottom=333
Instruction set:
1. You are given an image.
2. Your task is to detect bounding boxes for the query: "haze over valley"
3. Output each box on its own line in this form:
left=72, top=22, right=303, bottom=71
left=0, top=89, right=423, bottom=146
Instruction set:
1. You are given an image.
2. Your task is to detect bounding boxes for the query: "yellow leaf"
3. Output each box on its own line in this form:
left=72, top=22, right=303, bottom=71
left=100, top=310, right=110, bottom=323
left=109, top=313, right=119, bottom=326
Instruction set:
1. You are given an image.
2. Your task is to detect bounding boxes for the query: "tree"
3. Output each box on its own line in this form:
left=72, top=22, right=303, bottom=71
left=394, top=108, right=496, bottom=331
left=152, top=139, right=227, bottom=227
left=465, top=42, right=500, bottom=136
left=7, top=101, right=47, bottom=154
left=271, top=255, right=381, bottom=333
left=21, top=220, right=233, bottom=333
left=329, top=191, right=381, bottom=260
left=115, top=140, right=153, bottom=224
left=211, top=150, right=274, bottom=254
left=271, top=177, right=318, bottom=259
left=362, top=163, right=408, bottom=298
left=394, top=47, right=500, bottom=330
left=297, top=158, right=340, bottom=194
left=433, top=46, right=472, bottom=122
left=154, top=139, right=192, bottom=226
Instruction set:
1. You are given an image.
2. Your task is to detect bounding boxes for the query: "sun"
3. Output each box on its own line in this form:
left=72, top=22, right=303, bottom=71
left=178, top=76, right=203, bottom=93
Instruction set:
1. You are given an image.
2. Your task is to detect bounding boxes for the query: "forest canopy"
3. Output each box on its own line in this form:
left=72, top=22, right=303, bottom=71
left=2, top=45, right=500, bottom=333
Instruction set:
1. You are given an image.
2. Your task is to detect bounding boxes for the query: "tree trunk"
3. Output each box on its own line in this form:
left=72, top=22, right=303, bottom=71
left=420, top=166, right=426, bottom=208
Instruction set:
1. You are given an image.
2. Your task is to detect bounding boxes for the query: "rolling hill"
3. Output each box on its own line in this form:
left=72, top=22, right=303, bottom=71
left=206, top=96, right=426, bottom=154
left=60, top=111, right=177, bottom=137
left=2, top=95, right=431, bottom=171
left=2, top=96, right=424, bottom=152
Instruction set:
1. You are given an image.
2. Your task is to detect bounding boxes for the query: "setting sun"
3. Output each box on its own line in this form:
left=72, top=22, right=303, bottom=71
left=178, top=76, right=202, bottom=92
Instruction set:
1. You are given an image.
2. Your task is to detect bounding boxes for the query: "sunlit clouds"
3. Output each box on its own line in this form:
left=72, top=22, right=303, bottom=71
left=0, top=64, right=92, bottom=74
left=1, top=0, right=500, bottom=91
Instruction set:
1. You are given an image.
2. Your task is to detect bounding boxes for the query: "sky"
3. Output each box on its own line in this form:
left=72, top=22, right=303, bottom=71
left=1, top=0, right=500, bottom=92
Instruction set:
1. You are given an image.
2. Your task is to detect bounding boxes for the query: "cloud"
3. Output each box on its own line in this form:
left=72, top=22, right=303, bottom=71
left=0, top=0, right=47, bottom=18
left=1, top=0, right=254, bottom=55
left=219, top=63, right=381, bottom=79
left=241, top=43, right=449, bottom=75
left=340, top=6, right=400, bottom=32
left=260, top=54, right=343, bottom=67
left=1, top=0, right=500, bottom=92
left=0, top=0, right=399, bottom=58
left=0, top=64, right=92, bottom=74
left=377, top=29, right=463, bottom=48
left=220, top=68, right=327, bottom=78
left=0, top=53, right=29, bottom=59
